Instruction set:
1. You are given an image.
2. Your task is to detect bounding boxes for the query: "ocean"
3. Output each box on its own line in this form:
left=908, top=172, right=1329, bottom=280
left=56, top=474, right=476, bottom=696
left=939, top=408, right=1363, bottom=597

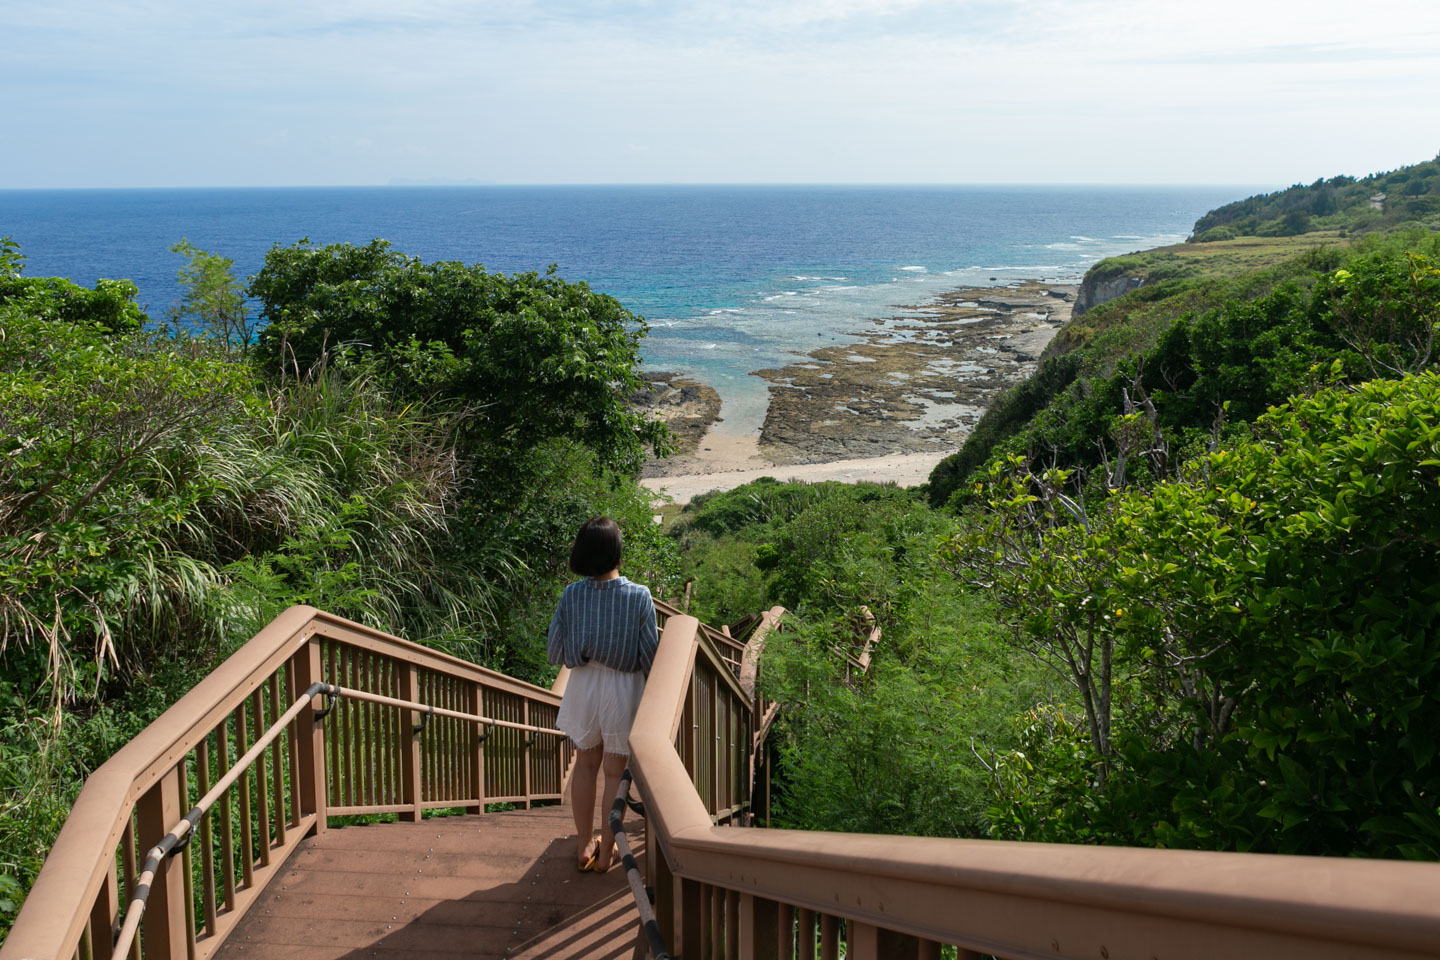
left=0, top=185, right=1248, bottom=434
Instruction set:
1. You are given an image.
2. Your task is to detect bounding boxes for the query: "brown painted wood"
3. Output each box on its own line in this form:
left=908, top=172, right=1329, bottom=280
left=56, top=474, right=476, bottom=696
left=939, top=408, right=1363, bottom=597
left=285, top=664, right=302, bottom=830
left=268, top=675, right=287, bottom=849
left=193, top=814, right=317, bottom=960
left=740, top=893, right=779, bottom=960
left=236, top=700, right=255, bottom=890
left=252, top=690, right=272, bottom=867
left=726, top=888, right=740, bottom=960
left=136, top=766, right=187, bottom=960
left=820, top=914, right=839, bottom=960
left=217, top=716, right=237, bottom=912
left=88, top=858, right=119, bottom=960
left=522, top=700, right=532, bottom=809
left=197, top=736, right=217, bottom=936
left=291, top=642, right=327, bottom=836
left=677, top=877, right=703, bottom=960
left=468, top=681, right=486, bottom=814
left=849, top=921, right=923, bottom=960
left=180, top=756, right=198, bottom=960
left=399, top=663, right=422, bottom=821
left=213, top=799, right=645, bottom=960
left=778, top=902, right=795, bottom=960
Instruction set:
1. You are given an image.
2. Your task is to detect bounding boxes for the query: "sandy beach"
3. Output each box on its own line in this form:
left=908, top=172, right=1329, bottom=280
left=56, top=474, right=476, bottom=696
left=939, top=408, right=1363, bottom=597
left=641, top=280, right=1077, bottom=504
left=641, top=434, right=945, bottom=503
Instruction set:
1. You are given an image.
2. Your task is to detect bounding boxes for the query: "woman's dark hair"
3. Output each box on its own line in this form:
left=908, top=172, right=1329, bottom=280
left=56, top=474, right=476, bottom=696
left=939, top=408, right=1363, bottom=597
left=569, top=516, right=623, bottom=577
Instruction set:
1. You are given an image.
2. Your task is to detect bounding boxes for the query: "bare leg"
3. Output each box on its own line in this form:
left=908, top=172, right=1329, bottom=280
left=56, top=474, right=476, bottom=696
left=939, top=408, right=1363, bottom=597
left=593, top=752, right=629, bottom=872
left=570, top=745, right=603, bottom=867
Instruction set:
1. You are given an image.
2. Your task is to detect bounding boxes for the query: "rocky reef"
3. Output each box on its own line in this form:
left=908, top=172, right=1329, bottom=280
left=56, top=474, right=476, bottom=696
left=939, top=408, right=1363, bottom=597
left=753, top=282, right=1077, bottom=464
left=633, top=372, right=724, bottom=474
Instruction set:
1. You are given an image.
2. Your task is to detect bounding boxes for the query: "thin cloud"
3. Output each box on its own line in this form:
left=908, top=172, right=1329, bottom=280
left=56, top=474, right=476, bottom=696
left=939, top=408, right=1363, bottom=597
left=2, top=0, right=1438, bottom=186
left=1121, top=38, right=1440, bottom=65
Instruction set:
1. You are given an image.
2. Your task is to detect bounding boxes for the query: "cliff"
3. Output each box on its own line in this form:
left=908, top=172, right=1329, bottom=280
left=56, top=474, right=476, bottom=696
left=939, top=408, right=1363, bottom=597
left=1072, top=273, right=1143, bottom=318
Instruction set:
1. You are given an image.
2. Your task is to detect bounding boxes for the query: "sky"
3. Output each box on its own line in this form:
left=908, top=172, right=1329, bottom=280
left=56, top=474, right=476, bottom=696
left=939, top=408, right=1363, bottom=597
left=3, top=0, right=1439, bottom=188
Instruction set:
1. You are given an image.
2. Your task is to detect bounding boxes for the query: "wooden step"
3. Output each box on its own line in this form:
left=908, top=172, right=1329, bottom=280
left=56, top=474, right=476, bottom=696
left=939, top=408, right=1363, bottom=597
left=215, top=780, right=648, bottom=960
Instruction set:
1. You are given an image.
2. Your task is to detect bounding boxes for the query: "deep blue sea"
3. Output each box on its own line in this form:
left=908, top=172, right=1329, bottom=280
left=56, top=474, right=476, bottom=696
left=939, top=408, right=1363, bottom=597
left=0, top=185, right=1248, bottom=433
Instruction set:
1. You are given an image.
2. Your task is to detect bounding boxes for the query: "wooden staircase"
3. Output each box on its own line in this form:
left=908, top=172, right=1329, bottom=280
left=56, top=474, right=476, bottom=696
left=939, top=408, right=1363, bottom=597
left=216, top=770, right=646, bottom=960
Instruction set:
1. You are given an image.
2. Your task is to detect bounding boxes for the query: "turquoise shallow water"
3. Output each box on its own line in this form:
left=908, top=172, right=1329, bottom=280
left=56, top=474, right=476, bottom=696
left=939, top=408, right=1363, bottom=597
left=0, top=184, right=1249, bottom=433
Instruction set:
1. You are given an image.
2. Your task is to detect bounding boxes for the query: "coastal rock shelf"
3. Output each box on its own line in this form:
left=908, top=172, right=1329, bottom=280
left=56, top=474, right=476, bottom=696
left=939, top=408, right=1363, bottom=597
left=634, top=372, right=724, bottom=475
left=754, top=282, right=1076, bottom=464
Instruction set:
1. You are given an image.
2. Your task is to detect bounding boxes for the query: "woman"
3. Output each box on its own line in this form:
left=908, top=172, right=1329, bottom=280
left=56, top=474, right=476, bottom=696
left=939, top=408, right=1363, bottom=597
left=547, top=516, right=658, bottom=873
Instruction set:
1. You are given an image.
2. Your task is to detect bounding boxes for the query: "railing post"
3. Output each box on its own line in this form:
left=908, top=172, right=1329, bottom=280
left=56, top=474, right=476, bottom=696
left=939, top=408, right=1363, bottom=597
left=88, top=859, right=120, bottom=960
left=522, top=700, right=533, bottom=808
left=797, top=908, right=817, bottom=960
left=292, top=639, right=328, bottom=835
left=653, top=836, right=675, bottom=949
left=740, top=893, right=779, bottom=960
left=468, top=681, right=486, bottom=814
left=711, top=670, right=720, bottom=813
left=136, top=766, right=188, bottom=960
left=399, top=664, right=423, bottom=822
left=676, top=876, right=703, bottom=960
left=763, top=735, right=772, bottom=826
left=847, top=922, right=924, bottom=960
left=726, top=889, right=740, bottom=959
left=820, top=914, right=839, bottom=960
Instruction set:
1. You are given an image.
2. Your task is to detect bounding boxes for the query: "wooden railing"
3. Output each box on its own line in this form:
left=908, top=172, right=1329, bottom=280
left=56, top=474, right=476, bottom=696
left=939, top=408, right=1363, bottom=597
left=16, top=600, right=1440, bottom=960
left=655, top=597, right=747, bottom=674
left=2, top=606, right=570, bottom=960
left=632, top=613, right=1440, bottom=960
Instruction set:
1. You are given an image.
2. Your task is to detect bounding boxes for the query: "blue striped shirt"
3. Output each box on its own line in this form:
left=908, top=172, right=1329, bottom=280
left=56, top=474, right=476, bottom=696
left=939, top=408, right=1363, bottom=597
left=546, top=576, right=659, bottom=676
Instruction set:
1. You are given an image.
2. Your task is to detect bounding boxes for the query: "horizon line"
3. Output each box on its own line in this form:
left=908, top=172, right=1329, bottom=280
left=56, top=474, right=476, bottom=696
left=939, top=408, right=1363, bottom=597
left=0, top=180, right=1269, bottom=192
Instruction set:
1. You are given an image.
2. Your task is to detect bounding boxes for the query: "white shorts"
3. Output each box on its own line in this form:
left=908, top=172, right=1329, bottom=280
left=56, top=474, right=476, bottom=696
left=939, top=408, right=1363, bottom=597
left=556, top=662, right=646, bottom=755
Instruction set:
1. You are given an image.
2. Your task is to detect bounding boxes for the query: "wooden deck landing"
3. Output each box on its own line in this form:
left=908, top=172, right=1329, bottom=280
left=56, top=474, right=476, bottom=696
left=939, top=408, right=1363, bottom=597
left=214, top=798, right=647, bottom=960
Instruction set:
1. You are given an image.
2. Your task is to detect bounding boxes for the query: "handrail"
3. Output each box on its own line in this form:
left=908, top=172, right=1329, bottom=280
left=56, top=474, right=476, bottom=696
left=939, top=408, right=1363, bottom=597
left=630, top=615, right=1440, bottom=960
left=609, top=770, right=671, bottom=960
left=738, top=605, right=784, bottom=698
left=103, top=677, right=568, bottom=960
left=655, top=596, right=744, bottom=659
left=327, top=682, right=564, bottom=737
left=108, top=682, right=327, bottom=960
left=3, top=606, right=569, bottom=960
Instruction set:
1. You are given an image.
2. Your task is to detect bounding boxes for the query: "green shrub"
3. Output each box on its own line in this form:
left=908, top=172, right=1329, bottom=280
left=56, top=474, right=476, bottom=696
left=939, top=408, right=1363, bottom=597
left=249, top=239, right=670, bottom=474
left=960, top=373, right=1440, bottom=858
left=1192, top=225, right=1239, bottom=243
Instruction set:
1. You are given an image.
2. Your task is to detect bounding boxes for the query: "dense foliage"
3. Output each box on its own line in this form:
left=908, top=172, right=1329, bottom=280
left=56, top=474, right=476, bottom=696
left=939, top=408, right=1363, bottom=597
left=0, top=239, right=674, bottom=935
left=249, top=239, right=670, bottom=475
left=950, top=375, right=1440, bottom=858
left=672, top=480, right=1059, bottom=836
left=1192, top=156, right=1440, bottom=240
left=709, top=311, right=1440, bottom=862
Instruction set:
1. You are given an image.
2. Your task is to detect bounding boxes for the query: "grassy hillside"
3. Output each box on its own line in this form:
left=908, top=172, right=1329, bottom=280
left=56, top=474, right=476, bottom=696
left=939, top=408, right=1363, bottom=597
left=929, top=159, right=1440, bottom=508
left=1055, top=232, right=1346, bottom=357
left=1191, top=156, right=1440, bottom=241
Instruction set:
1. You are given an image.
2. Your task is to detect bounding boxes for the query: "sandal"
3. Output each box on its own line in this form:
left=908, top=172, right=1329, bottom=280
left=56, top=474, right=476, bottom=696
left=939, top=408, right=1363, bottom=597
left=592, top=843, right=620, bottom=874
left=577, top=836, right=601, bottom=872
